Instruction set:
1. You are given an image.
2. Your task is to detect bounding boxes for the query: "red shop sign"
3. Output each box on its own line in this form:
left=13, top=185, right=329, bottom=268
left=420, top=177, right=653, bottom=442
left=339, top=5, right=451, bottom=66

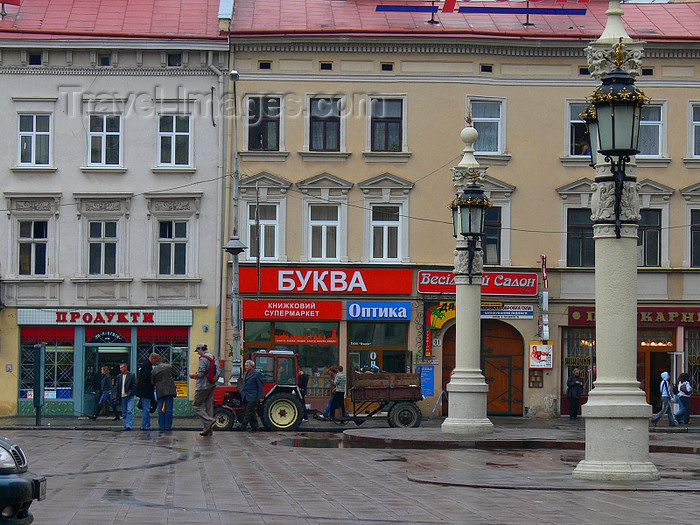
left=243, top=300, right=342, bottom=320
left=418, top=270, right=538, bottom=296
left=240, top=267, right=412, bottom=295
left=569, top=306, right=700, bottom=327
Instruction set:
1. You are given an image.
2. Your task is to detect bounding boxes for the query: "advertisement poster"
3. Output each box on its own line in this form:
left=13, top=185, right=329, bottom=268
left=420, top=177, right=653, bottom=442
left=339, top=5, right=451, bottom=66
left=417, top=365, right=435, bottom=397
left=529, top=342, right=553, bottom=369
left=175, top=381, right=189, bottom=397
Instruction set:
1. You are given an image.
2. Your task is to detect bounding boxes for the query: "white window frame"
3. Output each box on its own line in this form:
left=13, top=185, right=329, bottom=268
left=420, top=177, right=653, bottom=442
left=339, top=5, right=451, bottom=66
left=303, top=94, right=347, bottom=153
left=680, top=183, right=700, bottom=268
left=308, top=203, right=341, bottom=262
left=636, top=101, right=667, bottom=159
left=18, top=113, right=52, bottom=166
left=18, top=219, right=49, bottom=276
left=157, top=219, right=189, bottom=276
left=157, top=114, right=192, bottom=167
left=637, top=181, right=672, bottom=269
left=556, top=180, right=594, bottom=267
left=565, top=100, right=590, bottom=158
left=87, top=113, right=123, bottom=166
left=243, top=94, right=285, bottom=152
left=144, top=193, right=201, bottom=278
left=87, top=220, right=119, bottom=275
left=4, top=193, right=60, bottom=279
left=481, top=175, right=515, bottom=266
left=12, top=98, right=57, bottom=170
left=247, top=202, right=279, bottom=261
left=369, top=203, right=402, bottom=261
left=689, top=101, right=700, bottom=159
left=466, top=96, right=506, bottom=156
left=365, top=94, right=408, bottom=153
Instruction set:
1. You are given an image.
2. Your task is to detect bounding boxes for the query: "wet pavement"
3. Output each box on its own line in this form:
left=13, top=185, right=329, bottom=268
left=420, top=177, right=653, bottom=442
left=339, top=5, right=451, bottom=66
left=1, top=415, right=698, bottom=524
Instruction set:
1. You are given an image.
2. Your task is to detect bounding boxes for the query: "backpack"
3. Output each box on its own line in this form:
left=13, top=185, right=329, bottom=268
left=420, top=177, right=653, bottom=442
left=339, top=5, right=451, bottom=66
left=203, top=355, right=219, bottom=384
left=672, top=383, right=679, bottom=396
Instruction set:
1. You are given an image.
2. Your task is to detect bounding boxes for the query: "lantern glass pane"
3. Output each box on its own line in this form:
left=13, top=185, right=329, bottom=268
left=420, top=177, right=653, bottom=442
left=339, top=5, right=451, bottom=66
left=469, top=206, right=484, bottom=236
left=612, top=104, right=635, bottom=151
left=587, top=120, right=599, bottom=165
left=596, top=105, right=614, bottom=152
left=459, top=205, right=470, bottom=236
left=452, top=207, right=459, bottom=237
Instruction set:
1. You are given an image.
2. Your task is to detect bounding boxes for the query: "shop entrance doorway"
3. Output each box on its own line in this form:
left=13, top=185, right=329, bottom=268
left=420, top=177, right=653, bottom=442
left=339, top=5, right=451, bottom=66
left=440, top=320, right=524, bottom=416
left=82, top=346, right=131, bottom=416
left=482, top=320, right=524, bottom=416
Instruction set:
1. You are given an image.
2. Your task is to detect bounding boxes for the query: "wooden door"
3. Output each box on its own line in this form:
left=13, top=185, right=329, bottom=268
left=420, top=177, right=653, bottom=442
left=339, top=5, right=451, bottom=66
left=441, top=326, right=456, bottom=413
left=482, top=320, right=524, bottom=415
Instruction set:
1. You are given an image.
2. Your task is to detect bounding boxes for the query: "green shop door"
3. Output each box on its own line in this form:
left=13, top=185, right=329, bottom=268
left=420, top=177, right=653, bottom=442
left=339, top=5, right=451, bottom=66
left=83, top=346, right=130, bottom=416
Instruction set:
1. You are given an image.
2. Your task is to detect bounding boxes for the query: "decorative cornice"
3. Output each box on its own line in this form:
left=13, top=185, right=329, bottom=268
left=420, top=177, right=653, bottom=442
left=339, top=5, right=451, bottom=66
left=0, top=67, right=217, bottom=76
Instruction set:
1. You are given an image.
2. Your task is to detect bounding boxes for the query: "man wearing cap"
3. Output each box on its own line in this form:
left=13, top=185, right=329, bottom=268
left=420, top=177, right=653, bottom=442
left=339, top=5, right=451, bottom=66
left=189, top=343, right=217, bottom=436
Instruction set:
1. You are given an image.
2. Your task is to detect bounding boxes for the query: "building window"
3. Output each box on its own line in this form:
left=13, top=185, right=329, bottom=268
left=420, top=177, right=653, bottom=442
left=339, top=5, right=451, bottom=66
left=158, top=220, right=187, bottom=275
left=309, top=205, right=338, bottom=260
left=310, top=97, right=341, bottom=152
left=371, top=205, right=400, bottom=261
left=637, top=209, right=661, bottom=267
left=692, top=105, right=700, bottom=157
left=158, top=115, right=190, bottom=165
left=19, top=114, right=51, bottom=166
left=685, top=329, right=700, bottom=396
left=562, top=327, right=595, bottom=395
left=137, top=341, right=188, bottom=382
left=19, top=220, right=48, bottom=275
left=88, top=221, right=117, bottom=275
left=89, top=114, right=121, bottom=165
left=20, top=338, right=74, bottom=398
left=370, top=98, right=402, bottom=152
left=248, top=204, right=278, bottom=259
left=692, top=209, right=700, bottom=267
left=483, top=206, right=501, bottom=265
left=567, top=208, right=594, bottom=267
left=638, top=104, right=662, bottom=157
left=99, top=54, right=111, bottom=66
left=167, top=53, right=182, bottom=67
left=569, top=102, right=590, bottom=156
left=248, top=96, right=280, bottom=151
left=28, top=52, right=42, bottom=66
left=470, top=99, right=503, bottom=154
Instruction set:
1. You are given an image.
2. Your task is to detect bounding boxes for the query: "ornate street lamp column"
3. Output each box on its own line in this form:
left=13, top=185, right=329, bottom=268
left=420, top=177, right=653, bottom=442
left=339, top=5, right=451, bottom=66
left=573, top=2, right=659, bottom=481
left=441, top=119, right=494, bottom=436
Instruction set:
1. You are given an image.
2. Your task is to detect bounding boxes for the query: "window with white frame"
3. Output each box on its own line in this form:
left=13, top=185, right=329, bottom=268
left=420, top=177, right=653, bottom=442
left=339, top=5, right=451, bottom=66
left=19, top=114, right=51, bottom=165
left=158, top=220, right=187, bottom=275
left=310, top=97, right=341, bottom=152
left=692, top=209, right=700, bottom=268
left=158, top=115, right=190, bottom=166
left=638, top=104, right=663, bottom=157
left=248, top=96, right=280, bottom=151
left=567, top=208, right=595, bottom=267
left=88, top=220, right=118, bottom=275
left=371, top=205, right=400, bottom=260
left=309, top=204, right=339, bottom=260
left=370, top=98, right=403, bottom=152
left=637, top=209, right=661, bottom=267
left=470, top=99, right=503, bottom=154
left=248, top=203, right=278, bottom=260
left=19, top=220, right=48, bottom=275
left=89, top=114, right=121, bottom=165
left=483, top=206, right=501, bottom=265
left=692, top=105, right=700, bottom=157
left=568, top=102, right=590, bottom=157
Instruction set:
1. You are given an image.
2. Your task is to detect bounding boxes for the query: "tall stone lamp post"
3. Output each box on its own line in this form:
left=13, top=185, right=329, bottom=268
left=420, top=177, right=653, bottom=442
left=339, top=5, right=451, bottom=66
left=441, top=119, right=494, bottom=436
left=572, top=39, right=659, bottom=480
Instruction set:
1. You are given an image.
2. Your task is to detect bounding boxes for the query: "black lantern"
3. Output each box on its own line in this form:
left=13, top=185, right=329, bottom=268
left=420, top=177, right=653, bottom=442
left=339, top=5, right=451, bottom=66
left=587, top=40, right=648, bottom=238
left=450, top=173, right=491, bottom=283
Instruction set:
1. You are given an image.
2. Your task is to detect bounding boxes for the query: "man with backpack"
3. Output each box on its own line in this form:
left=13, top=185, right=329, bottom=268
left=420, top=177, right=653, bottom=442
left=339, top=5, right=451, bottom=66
left=189, top=343, right=218, bottom=436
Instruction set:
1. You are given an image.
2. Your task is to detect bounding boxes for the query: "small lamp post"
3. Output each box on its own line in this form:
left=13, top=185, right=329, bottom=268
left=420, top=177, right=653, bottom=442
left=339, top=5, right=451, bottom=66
left=224, top=236, right=246, bottom=381
left=441, top=117, right=493, bottom=436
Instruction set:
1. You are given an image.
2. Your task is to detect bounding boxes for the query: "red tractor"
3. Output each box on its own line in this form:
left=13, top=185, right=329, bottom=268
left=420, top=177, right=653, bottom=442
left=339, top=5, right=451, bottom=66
left=212, top=350, right=305, bottom=431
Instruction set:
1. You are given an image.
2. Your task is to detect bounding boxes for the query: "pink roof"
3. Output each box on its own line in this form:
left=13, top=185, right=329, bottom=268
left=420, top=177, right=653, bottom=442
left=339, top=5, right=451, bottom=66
left=229, top=0, right=700, bottom=42
left=0, top=0, right=224, bottom=40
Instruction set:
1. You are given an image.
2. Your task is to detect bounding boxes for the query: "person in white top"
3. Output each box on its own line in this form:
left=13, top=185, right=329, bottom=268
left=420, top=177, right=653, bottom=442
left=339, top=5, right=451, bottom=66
left=650, top=371, right=676, bottom=427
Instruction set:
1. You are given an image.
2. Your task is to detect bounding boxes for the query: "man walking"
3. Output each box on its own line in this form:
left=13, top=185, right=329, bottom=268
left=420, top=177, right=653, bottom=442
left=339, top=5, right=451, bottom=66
left=189, top=343, right=217, bottom=436
left=237, top=359, right=264, bottom=431
left=136, top=355, right=156, bottom=430
left=328, top=365, right=347, bottom=419
left=151, top=353, right=177, bottom=432
left=115, top=363, right=136, bottom=431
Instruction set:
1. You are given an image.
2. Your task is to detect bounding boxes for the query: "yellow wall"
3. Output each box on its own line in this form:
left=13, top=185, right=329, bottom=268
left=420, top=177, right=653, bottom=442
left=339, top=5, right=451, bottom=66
left=0, top=308, right=20, bottom=416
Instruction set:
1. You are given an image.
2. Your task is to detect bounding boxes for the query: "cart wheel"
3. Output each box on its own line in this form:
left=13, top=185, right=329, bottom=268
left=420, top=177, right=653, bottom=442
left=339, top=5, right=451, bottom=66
left=261, top=393, right=304, bottom=430
left=388, top=402, right=422, bottom=428
left=213, top=407, right=235, bottom=430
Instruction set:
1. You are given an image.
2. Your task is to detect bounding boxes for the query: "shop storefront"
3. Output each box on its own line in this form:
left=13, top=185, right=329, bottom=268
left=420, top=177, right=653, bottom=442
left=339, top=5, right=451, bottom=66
left=16, top=308, right=193, bottom=416
left=417, top=270, right=540, bottom=416
left=565, top=306, right=698, bottom=414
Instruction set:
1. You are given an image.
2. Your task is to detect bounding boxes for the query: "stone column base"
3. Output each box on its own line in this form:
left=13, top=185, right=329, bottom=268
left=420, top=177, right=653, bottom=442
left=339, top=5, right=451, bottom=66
left=441, top=373, right=493, bottom=436
left=573, top=387, right=659, bottom=481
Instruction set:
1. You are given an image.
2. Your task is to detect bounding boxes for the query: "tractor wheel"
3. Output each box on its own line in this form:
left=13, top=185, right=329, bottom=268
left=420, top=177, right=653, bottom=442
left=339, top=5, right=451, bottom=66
left=261, top=393, right=304, bottom=431
left=387, top=402, right=422, bottom=428
left=212, top=407, right=235, bottom=431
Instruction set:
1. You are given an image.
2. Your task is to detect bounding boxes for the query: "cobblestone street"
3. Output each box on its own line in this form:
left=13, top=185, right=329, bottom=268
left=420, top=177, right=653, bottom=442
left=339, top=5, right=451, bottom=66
left=4, top=426, right=698, bottom=525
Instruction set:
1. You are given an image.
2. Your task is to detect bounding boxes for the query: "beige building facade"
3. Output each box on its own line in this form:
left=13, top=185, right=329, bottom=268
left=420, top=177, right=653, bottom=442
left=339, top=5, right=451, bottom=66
left=221, top=1, right=700, bottom=417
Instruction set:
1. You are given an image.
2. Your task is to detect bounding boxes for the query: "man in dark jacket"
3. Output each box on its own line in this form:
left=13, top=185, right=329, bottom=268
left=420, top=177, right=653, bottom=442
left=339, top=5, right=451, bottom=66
left=237, top=359, right=264, bottom=431
left=136, top=357, right=156, bottom=430
left=566, top=368, right=584, bottom=420
left=115, top=363, right=137, bottom=431
left=89, top=365, right=119, bottom=420
left=150, top=353, right=177, bottom=432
